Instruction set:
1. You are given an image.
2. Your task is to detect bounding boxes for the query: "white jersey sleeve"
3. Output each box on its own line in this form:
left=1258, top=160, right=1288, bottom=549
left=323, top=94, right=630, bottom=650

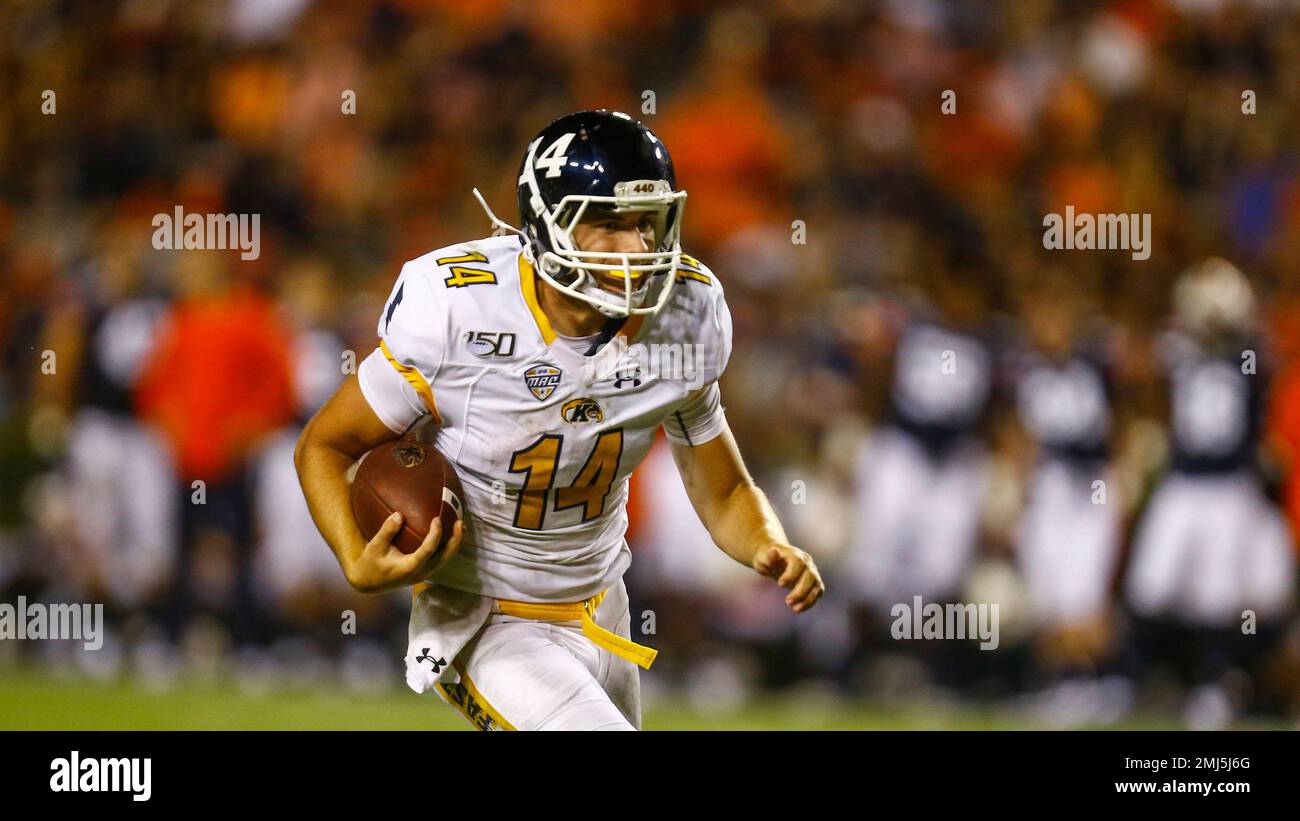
left=661, top=257, right=733, bottom=447
left=663, top=382, right=725, bottom=446
left=357, top=260, right=447, bottom=433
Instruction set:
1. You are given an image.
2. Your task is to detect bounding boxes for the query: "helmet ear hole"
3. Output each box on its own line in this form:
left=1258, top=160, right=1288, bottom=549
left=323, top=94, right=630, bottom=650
left=554, top=204, right=581, bottom=233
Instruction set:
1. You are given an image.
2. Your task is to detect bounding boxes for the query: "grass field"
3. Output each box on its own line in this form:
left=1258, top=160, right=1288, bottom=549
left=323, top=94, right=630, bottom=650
left=0, top=667, right=1224, bottom=730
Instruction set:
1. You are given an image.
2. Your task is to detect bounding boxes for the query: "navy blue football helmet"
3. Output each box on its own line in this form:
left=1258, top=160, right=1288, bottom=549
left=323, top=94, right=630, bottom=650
left=475, top=110, right=687, bottom=318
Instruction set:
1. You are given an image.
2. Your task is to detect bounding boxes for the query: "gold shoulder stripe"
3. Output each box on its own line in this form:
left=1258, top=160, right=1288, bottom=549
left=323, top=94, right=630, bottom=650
left=379, top=339, right=442, bottom=425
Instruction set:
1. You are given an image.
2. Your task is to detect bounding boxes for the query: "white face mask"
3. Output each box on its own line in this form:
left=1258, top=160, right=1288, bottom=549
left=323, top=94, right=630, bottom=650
left=518, top=134, right=688, bottom=318
left=473, top=194, right=687, bottom=318
left=534, top=190, right=687, bottom=317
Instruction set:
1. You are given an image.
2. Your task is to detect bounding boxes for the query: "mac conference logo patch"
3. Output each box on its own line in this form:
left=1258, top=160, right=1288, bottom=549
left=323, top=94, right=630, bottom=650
left=524, top=364, right=562, bottom=401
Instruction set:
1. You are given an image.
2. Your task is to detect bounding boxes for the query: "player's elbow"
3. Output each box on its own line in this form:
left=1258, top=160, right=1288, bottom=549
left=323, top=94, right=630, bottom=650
left=293, top=428, right=308, bottom=473
left=293, top=422, right=320, bottom=478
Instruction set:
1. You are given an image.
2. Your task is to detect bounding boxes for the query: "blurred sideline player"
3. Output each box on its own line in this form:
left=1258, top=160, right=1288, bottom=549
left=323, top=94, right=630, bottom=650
left=1123, top=258, right=1296, bottom=725
left=846, top=267, right=993, bottom=618
left=295, top=111, right=824, bottom=730
left=135, top=251, right=297, bottom=648
left=51, top=229, right=177, bottom=611
left=252, top=258, right=362, bottom=635
left=1007, top=282, right=1123, bottom=706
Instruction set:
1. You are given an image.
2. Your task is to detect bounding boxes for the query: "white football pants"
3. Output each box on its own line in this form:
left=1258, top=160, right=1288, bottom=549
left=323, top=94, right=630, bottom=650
left=434, top=578, right=641, bottom=731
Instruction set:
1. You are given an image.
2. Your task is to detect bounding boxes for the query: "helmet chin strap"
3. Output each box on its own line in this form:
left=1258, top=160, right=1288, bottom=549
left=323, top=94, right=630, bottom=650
left=474, top=186, right=670, bottom=318
left=541, top=266, right=629, bottom=318
left=580, top=284, right=636, bottom=318
left=472, top=188, right=530, bottom=245
left=556, top=256, right=654, bottom=318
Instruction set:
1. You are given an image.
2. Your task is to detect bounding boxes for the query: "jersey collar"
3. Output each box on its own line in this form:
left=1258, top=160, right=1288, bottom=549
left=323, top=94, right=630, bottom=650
left=517, top=252, right=644, bottom=350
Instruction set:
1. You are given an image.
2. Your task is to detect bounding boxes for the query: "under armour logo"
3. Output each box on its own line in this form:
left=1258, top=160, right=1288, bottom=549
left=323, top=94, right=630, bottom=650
left=416, top=648, right=446, bottom=673
left=614, top=365, right=642, bottom=389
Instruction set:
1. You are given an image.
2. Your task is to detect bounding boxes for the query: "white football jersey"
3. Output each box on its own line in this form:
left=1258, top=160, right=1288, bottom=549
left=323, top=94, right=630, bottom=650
left=358, top=235, right=732, bottom=602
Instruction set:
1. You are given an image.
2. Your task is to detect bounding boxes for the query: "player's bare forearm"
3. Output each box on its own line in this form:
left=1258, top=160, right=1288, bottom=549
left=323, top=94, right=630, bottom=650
left=294, top=374, right=452, bottom=593
left=295, top=427, right=368, bottom=573
left=670, top=422, right=825, bottom=612
left=672, top=428, right=784, bottom=565
left=294, top=376, right=387, bottom=577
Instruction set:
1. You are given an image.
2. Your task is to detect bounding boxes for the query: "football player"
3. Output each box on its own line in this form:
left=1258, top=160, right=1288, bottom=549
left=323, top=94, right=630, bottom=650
left=842, top=263, right=993, bottom=690
left=1007, top=282, right=1124, bottom=717
left=294, top=110, right=824, bottom=730
left=1123, top=258, right=1295, bottom=726
left=846, top=267, right=994, bottom=617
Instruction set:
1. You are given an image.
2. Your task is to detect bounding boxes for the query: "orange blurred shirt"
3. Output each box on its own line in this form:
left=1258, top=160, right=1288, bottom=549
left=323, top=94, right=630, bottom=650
left=135, top=289, right=296, bottom=483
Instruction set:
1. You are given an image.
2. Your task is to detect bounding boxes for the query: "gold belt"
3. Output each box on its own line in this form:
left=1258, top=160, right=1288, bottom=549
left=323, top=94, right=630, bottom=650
left=495, top=590, right=658, bottom=670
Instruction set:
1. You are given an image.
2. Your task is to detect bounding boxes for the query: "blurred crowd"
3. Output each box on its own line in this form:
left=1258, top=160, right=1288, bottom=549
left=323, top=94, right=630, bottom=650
left=2, top=0, right=1300, bottom=726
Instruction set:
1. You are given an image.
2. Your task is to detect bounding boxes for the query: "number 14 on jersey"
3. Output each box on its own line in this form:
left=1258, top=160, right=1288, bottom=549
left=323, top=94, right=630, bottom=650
left=508, top=430, right=624, bottom=529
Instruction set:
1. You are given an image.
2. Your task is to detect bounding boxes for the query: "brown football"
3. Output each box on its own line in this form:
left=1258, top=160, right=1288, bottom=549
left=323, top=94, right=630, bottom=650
left=350, top=438, right=466, bottom=556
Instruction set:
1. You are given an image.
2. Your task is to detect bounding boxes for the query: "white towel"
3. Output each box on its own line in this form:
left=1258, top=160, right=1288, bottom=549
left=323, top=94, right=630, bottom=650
left=404, top=585, right=493, bottom=694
